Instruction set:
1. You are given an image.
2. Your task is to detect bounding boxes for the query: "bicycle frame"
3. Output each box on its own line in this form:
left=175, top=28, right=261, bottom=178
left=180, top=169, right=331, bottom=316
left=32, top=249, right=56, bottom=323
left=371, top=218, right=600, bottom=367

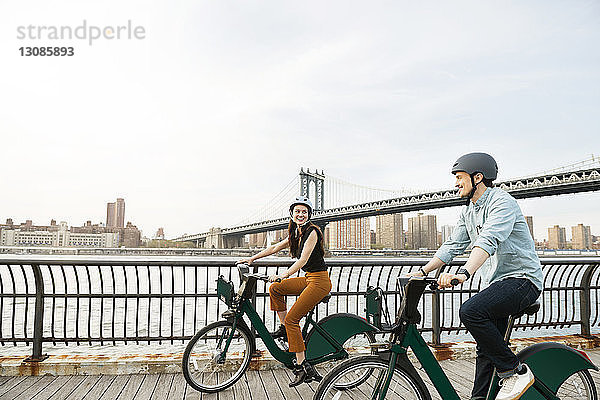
left=216, top=269, right=374, bottom=369
left=371, top=277, right=598, bottom=400
left=230, top=298, right=352, bottom=368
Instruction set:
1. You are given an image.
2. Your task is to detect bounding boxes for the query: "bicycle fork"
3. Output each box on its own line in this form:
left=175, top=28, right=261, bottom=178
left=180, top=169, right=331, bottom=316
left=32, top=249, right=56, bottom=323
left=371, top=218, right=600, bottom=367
left=214, top=318, right=239, bottom=364
left=371, top=351, right=400, bottom=400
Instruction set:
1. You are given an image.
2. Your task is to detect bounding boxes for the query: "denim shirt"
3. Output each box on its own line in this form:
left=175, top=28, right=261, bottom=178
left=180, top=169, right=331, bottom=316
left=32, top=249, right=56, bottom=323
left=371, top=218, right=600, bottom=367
left=435, top=187, right=543, bottom=291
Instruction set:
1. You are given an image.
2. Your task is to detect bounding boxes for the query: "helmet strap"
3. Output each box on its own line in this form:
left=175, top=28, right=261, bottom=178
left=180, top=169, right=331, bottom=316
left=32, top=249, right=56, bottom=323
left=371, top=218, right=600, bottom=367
left=466, top=174, right=481, bottom=205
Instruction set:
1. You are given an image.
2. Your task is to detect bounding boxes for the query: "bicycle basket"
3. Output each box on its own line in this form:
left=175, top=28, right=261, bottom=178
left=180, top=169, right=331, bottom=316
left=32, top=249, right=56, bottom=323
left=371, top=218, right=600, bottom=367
left=216, top=276, right=235, bottom=307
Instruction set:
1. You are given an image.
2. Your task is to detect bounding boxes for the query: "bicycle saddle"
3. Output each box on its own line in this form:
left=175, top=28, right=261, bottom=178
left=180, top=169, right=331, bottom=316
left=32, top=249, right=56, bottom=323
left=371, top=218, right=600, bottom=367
left=320, top=294, right=331, bottom=304
left=513, top=301, right=540, bottom=319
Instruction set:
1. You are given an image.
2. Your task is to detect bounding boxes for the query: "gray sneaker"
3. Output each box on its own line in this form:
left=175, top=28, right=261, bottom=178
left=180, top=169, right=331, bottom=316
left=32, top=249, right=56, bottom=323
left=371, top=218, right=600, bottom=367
left=496, top=364, right=534, bottom=400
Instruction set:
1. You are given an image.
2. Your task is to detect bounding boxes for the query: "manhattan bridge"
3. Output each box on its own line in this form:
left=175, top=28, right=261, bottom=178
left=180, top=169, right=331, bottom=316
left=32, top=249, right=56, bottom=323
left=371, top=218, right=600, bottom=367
left=174, top=156, right=600, bottom=248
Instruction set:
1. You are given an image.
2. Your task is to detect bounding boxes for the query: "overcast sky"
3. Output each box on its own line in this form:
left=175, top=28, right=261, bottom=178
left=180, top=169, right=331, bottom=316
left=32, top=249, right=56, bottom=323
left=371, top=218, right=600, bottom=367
left=1, top=1, right=599, bottom=242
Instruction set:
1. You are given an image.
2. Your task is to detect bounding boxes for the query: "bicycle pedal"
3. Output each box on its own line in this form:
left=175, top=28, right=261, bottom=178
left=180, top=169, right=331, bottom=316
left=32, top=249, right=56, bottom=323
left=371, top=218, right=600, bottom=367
left=277, top=338, right=289, bottom=350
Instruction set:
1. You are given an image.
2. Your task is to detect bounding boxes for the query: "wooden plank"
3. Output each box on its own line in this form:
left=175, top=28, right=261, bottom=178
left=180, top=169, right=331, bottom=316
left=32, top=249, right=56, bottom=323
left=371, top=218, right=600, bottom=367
left=441, top=360, right=474, bottom=397
left=0, top=376, right=31, bottom=397
left=168, top=374, right=188, bottom=400
left=81, top=375, right=118, bottom=400
left=147, top=374, right=174, bottom=399
left=13, top=375, right=55, bottom=400
left=184, top=380, right=202, bottom=400
left=63, top=375, right=103, bottom=400
left=217, top=372, right=234, bottom=400
left=231, top=373, right=251, bottom=400
left=247, top=370, right=280, bottom=400
left=116, top=374, right=144, bottom=400
left=281, top=367, right=316, bottom=399
left=97, top=375, right=130, bottom=400
left=132, top=374, right=160, bottom=400
left=0, top=377, right=11, bottom=387
left=0, top=376, right=43, bottom=399
left=270, top=369, right=302, bottom=400
left=30, top=375, right=75, bottom=400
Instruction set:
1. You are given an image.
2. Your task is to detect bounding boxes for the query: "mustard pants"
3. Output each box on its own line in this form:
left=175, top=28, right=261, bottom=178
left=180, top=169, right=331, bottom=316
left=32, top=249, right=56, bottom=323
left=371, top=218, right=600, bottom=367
left=269, top=271, right=332, bottom=353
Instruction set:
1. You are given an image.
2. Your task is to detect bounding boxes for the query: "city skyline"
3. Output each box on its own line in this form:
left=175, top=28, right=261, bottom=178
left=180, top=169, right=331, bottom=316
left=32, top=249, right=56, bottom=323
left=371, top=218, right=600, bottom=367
left=1, top=1, right=598, bottom=239
left=1, top=207, right=597, bottom=249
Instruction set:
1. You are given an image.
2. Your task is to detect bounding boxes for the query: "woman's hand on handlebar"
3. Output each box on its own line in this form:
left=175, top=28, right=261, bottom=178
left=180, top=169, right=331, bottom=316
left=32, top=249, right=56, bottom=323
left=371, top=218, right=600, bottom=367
left=268, top=274, right=284, bottom=283
left=437, top=272, right=466, bottom=288
left=237, top=258, right=253, bottom=265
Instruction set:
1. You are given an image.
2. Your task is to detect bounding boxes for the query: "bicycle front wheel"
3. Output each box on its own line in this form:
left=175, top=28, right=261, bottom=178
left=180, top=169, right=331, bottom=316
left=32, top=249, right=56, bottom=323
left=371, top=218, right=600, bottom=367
left=554, top=369, right=598, bottom=400
left=314, top=355, right=430, bottom=400
left=182, top=320, right=252, bottom=393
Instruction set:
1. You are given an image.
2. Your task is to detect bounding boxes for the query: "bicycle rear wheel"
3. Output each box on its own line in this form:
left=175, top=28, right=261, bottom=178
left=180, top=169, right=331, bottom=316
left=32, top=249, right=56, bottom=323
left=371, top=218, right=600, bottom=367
left=554, top=369, right=598, bottom=400
left=182, top=320, right=252, bottom=393
left=320, top=331, right=377, bottom=390
left=314, top=355, right=430, bottom=400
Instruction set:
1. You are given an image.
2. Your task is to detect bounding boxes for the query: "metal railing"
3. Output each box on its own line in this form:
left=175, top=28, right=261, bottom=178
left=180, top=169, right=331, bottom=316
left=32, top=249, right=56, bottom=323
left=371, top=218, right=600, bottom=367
left=0, top=255, right=598, bottom=361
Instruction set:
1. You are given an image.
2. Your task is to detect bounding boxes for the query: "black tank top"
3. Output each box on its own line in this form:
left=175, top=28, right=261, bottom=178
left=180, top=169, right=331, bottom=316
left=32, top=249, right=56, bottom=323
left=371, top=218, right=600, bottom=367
left=297, top=225, right=326, bottom=272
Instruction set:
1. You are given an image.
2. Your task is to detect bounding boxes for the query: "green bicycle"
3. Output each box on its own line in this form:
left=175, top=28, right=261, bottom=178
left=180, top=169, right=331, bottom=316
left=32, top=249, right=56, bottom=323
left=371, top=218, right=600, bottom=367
left=182, top=264, right=379, bottom=393
left=314, top=276, right=598, bottom=400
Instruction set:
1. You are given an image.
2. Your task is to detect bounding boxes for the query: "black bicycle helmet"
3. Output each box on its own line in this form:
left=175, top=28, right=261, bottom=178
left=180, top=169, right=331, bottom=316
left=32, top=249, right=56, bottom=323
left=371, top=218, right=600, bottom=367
left=452, top=153, right=498, bottom=204
left=451, top=152, right=498, bottom=180
left=289, top=196, right=314, bottom=220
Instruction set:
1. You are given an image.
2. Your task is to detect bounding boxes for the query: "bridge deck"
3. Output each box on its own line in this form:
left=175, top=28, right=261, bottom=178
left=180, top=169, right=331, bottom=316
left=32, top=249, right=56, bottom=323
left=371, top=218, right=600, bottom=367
left=2, top=350, right=599, bottom=399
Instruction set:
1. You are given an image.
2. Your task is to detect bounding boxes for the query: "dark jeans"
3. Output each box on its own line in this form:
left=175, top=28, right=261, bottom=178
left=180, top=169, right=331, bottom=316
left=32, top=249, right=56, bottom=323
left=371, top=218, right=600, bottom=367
left=459, top=278, right=541, bottom=399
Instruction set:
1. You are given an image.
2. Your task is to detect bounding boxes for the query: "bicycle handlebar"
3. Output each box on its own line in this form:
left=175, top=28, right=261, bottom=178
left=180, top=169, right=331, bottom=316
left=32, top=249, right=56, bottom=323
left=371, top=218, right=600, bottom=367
left=254, top=274, right=281, bottom=283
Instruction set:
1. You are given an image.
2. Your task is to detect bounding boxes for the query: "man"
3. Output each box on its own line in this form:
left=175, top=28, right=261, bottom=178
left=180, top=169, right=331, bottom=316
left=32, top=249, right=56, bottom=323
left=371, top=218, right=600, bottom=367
left=413, top=152, right=543, bottom=400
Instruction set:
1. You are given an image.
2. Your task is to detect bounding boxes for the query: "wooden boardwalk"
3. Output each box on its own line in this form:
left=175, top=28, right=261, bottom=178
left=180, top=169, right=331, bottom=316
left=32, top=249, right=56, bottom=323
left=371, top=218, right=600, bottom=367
left=1, top=350, right=599, bottom=400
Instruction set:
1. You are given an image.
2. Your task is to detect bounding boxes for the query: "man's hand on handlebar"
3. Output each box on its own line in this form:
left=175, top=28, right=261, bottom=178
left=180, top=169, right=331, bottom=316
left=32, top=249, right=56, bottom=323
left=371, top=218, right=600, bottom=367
left=237, top=259, right=253, bottom=265
left=437, top=272, right=466, bottom=288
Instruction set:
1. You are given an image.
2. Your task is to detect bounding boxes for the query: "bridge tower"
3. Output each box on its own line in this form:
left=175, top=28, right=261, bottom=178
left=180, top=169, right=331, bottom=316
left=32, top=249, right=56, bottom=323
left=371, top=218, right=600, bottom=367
left=299, top=168, right=325, bottom=211
left=299, top=169, right=328, bottom=248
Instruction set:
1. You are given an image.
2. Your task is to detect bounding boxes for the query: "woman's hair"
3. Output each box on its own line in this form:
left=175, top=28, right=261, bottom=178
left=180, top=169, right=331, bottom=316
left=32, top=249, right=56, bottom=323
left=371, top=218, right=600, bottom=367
left=288, top=220, right=324, bottom=258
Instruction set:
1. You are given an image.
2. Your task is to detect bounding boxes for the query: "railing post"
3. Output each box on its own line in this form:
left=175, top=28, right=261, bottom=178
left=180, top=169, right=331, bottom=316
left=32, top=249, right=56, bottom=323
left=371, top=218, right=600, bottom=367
left=431, top=290, right=441, bottom=345
left=579, top=264, right=598, bottom=336
left=24, top=264, right=48, bottom=362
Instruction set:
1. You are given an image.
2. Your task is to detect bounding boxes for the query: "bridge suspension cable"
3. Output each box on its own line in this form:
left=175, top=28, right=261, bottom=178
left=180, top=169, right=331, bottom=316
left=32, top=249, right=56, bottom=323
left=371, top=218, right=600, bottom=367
left=324, top=175, right=421, bottom=209
left=513, top=154, right=600, bottom=180
left=235, top=175, right=299, bottom=226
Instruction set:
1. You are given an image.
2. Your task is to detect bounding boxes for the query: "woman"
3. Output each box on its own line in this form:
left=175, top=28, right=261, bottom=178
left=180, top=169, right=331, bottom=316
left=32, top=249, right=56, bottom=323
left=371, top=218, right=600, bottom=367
left=239, top=196, right=331, bottom=387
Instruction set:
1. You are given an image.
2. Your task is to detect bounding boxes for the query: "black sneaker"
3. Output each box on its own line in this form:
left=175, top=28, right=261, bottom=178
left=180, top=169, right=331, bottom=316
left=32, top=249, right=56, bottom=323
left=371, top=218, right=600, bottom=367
left=270, top=324, right=287, bottom=341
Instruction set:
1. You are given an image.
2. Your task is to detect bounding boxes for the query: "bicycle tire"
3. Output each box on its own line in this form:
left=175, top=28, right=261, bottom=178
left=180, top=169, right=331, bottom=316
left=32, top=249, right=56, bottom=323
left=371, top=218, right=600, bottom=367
left=554, top=369, right=598, bottom=400
left=329, top=331, right=377, bottom=390
left=314, top=355, right=431, bottom=400
left=182, top=320, right=252, bottom=393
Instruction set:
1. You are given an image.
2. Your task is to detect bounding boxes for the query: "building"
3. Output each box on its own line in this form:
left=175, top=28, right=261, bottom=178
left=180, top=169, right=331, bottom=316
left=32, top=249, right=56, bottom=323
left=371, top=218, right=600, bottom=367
left=121, top=222, right=141, bottom=247
left=0, top=217, right=141, bottom=248
left=375, top=213, right=404, bottom=249
left=106, top=198, right=125, bottom=228
left=406, top=213, right=438, bottom=249
left=328, top=217, right=370, bottom=250
left=248, top=232, right=268, bottom=248
left=441, top=225, right=455, bottom=243
left=0, top=221, right=119, bottom=247
left=525, top=216, right=534, bottom=241
left=155, top=228, right=165, bottom=240
left=547, top=225, right=567, bottom=249
left=571, top=224, right=592, bottom=249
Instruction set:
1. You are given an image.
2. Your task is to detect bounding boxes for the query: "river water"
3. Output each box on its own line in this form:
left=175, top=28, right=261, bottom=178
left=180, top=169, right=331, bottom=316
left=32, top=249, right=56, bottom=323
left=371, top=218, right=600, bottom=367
left=0, top=262, right=598, bottom=357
